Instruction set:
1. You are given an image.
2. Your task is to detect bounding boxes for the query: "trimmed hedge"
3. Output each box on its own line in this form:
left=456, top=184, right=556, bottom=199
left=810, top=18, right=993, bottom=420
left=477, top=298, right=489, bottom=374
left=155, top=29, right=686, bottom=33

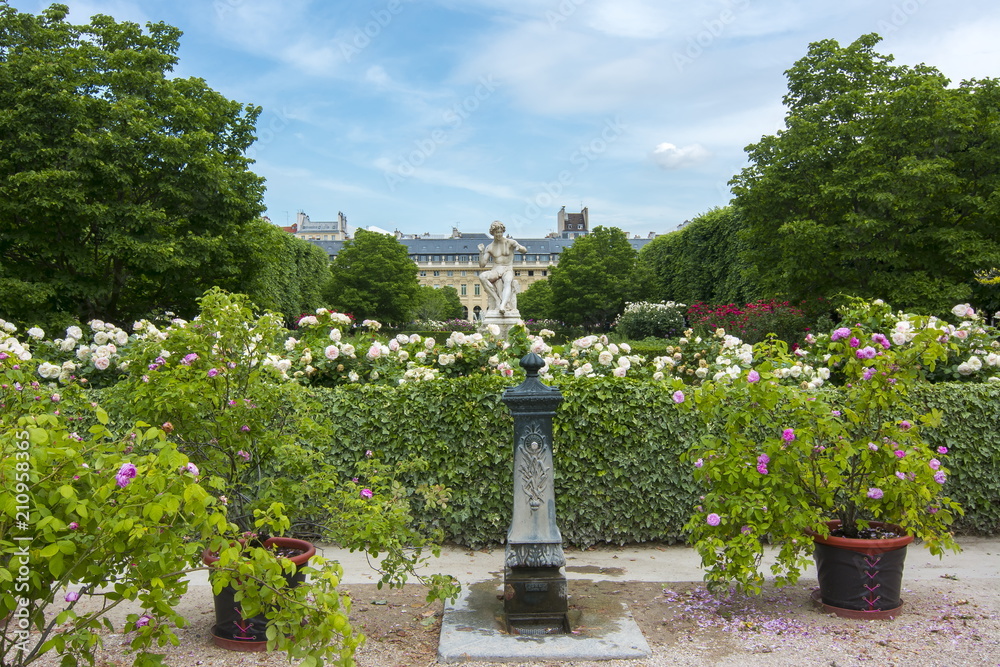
left=312, top=378, right=1000, bottom=548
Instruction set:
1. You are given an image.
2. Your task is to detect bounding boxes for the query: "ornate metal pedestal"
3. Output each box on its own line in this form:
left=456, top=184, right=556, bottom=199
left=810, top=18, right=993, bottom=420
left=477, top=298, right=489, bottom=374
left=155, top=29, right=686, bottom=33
left=501, top=352, right=568, bottom=635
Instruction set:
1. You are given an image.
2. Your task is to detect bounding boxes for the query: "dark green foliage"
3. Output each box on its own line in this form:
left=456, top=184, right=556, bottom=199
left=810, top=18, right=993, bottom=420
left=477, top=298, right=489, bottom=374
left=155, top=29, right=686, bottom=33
left=0, top=4, right=265, bottom=326
left=308, top=378, right=1000, bottom=547
left=911, top=383, right=1000, bottom=535
left=732, top=34, right=1000, bottom=315
left=549, top=226, right=639, bottom=329
left=639, top=207, right=760, bottom=306
left=516, top=278, right=554, bottom=321
left=223, top=220, right=331, bottom=324
left=412, top=285, right=464, bottom=321
left=323, top=229, right=420, bottom=324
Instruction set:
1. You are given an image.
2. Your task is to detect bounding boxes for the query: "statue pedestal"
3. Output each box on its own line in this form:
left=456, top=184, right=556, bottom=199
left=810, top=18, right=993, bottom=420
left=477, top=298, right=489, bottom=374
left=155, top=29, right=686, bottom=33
left=480, top=311, right=521, bottom=338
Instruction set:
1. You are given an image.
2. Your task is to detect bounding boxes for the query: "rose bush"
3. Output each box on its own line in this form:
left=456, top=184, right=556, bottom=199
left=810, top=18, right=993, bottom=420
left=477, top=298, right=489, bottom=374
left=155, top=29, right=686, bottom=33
left=682, top=320, right=964, bottom=594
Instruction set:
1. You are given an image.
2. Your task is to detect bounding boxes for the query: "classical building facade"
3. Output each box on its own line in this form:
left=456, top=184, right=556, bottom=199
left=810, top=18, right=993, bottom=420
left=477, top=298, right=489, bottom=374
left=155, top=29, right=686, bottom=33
left=303, top=209, right=655, bottom=321
left=293, top=211, right=352, bottom=241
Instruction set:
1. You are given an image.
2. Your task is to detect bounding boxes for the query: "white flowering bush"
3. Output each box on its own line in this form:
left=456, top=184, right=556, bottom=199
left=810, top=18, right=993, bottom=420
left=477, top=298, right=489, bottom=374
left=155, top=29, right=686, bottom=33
left=613, top=300, right=687, bottom=340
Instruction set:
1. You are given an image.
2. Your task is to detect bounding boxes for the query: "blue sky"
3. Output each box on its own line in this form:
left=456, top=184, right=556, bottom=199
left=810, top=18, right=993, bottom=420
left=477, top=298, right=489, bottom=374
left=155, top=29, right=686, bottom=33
left=10, top=0, right=1000, bottom=238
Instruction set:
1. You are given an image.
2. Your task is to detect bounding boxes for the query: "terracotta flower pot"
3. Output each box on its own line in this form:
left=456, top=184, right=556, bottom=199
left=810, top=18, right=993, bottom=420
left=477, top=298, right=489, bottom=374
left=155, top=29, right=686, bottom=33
left=202, top=536, right=316, bottom=650
left=807, top=520, right=912, bottom=619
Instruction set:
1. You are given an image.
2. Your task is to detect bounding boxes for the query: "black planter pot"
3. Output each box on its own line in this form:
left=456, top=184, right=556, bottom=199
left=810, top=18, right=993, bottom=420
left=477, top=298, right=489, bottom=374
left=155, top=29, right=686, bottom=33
left=809, top=520, right=913, bottom=618
left=202, top=536, right=316, bottom=650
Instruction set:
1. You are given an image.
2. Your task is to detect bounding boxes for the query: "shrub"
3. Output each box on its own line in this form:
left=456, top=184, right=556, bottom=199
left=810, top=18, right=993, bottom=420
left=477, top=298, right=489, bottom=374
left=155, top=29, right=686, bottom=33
left=687, top=299, right=808, bottom=345
left=613, top=301, right=686, bottom=340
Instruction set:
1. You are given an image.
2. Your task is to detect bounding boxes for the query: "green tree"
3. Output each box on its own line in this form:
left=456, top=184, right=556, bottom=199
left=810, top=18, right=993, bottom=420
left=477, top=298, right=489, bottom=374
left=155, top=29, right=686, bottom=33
left=412, top=285, right=463, bottom=321
left=731, top=33, right=1000, bottom=314
left=323, top=229, right=419, bottom=324
left=517, top=278, right=554, bottom=321
left=223, top=220, right=331, bottom=324
left=0, top=4, right=265, bottom=328
left=549, top=226, right=638, bottom=329
left=639, top=207, right=759, bottom=305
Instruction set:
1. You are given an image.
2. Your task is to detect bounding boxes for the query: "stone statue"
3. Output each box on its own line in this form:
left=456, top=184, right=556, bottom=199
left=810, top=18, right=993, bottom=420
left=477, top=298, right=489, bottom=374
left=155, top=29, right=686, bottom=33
left=478, top=220, right=527, bottom=316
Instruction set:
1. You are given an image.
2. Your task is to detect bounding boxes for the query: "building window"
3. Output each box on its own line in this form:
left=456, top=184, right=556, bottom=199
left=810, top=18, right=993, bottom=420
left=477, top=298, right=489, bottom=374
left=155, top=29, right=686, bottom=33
left=462, top=306, right=469, bottom=320
left=420, top=255, right=429, bottom=262
left=460, top=271, right=467, bottom=277
left=446, top=270, right=453, bottom=277
left=459, top=255, right=469, bottom=262
left=474, top=284, right=480, bottom=296
left=433, top=271, right=440, bottom=277
left=446, top=255, right=455, bottom=262
left=528, top=270, right=534, bottom=277
left=419, top=271, right=427, bottom=277
left=432, top=255, right=441, bottom=262
left=473, top=305, right=482, bottom=321
left=460, top=284, right=467, bottom=295
left=542, top=270, right=547, bottom=276
left=514, top=271, right=521, bottom=276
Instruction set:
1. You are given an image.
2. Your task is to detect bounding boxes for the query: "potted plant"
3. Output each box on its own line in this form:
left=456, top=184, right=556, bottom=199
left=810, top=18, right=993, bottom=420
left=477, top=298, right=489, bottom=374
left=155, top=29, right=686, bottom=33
left=682, top=315, right=963, bottom=616
left=1, top=349, right=234, bottom=667
left=107, top=288, right=458, bottom=653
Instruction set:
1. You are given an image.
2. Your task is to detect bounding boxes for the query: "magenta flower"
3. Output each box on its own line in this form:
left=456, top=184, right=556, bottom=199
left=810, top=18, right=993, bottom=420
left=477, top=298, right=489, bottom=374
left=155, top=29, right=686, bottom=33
left=899, top=420, right=912, bottom=431
left=747, top=370, right=760, bottom=383
left=781, top=428, right=795, bottom=442
left=237, top=450, right=251, bottom=462
left=929, top=458, right=941, bottom=470
left=896, top=471, right=906, bottom=480
left=65, top=591, right=80, bottom=603
left=365, top=449, right=374, bottom=458
left=207, top=368, right=219, bottom=378
left=135, top=615, right=151, bottom=628
left=68, top=522, right=79, bottom=530
left=240, top=425, right=250, bottom=433
left=934, top=470, right=947, bottom=484
left=706, top=513, right=721, bottom=526
left=872, top=333, right=891, bottom=349
left=694, top=458, right=704, bottom=468
left=757, top=454, right=770, bottom=465
left=856, top=346, right=877, bottom=359
left=862, top=367, right=876, bottom=380
left=740, top=525, right=752, bottom=535
left=672, top=390, right=685, bottom=404
left=831, top=327, right=851, bottom=341
left=894, top=449, right=906, bottom=459
left=115, top=463, right=137, bottom=488
left=849, top=337, right=860, bottom=348
left=937, top=446, right=948, bottom=454
left=867, top=487, right=884, bottom=500
left=180, top=353, right=198, bottom=365
left=360, top=488, right=374, bottom=499
left=183, top=462, right=199, bottom=476
left=756, top=463, right=769, bottom=475
left=868, top=442, right=878, bottom=451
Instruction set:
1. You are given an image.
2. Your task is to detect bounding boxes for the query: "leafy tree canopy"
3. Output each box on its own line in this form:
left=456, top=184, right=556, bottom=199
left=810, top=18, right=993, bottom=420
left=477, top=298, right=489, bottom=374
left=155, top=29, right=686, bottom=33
left=323, top=229, right=419, bottom=324
left=731, top=33, right=1000, bottom=315
left=639, top=206, right=759, bottom=306
left=516, top=278, right=554, bottom=321
left=549, top=226, right=638, bottom=329
left=412, top=284, right=463, bottom=322
left=0, top=3, right=267, bottom=327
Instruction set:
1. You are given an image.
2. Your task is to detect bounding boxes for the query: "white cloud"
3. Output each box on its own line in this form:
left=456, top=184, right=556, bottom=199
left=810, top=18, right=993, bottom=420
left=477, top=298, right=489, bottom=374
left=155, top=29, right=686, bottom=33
left=651, top=142, right=710, bottom=170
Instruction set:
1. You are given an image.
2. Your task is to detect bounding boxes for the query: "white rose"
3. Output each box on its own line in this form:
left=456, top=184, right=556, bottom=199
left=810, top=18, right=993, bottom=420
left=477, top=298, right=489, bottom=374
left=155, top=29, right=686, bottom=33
left=66, top=326, right=83, bottom=339
left=93, top=356, right=111, bottom=371
left=325, top=345, right=340, bottom=361
left=329, top=328, right=342, bottom=342
left=27, top=327, right=44, bottom=340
